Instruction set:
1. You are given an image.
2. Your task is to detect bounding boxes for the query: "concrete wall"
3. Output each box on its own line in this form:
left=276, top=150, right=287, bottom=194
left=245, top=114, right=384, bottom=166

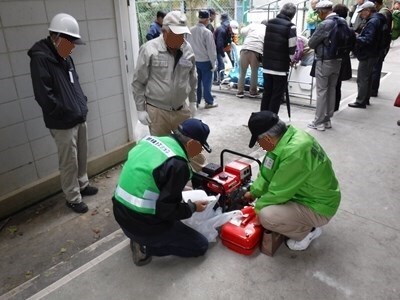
left=0, top=0, right=135, bottom=217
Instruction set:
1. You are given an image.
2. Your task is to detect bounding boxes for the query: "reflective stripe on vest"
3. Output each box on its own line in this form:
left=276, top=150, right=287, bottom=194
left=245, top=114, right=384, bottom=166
left=115, top=185, right=159, bottom=214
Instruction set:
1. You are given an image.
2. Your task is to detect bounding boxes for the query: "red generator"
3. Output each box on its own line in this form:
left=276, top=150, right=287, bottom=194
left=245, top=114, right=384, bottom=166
left=220, top=206, right=263, bottom=255
left=192, top=149, right=261, bottom=212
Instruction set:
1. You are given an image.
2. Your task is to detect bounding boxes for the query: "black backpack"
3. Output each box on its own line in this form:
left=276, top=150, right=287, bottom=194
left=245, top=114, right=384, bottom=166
left=379, top=20, right=392, bottom=51
left=325, top=16, right=356, bottom=59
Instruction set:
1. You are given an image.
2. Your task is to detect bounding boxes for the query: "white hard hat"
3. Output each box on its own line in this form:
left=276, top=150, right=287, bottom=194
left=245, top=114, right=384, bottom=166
left=48, top=13, right=81, bottom=39
left=230, top=20, right=239, bottom=34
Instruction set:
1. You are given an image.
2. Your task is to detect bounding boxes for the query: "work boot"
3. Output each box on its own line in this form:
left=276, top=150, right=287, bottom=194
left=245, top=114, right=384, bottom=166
left=66, top=201, right=88, bottom=213
left=130, top=240, right=152, bottom=266
left=81, top=185, right=98, bottom=196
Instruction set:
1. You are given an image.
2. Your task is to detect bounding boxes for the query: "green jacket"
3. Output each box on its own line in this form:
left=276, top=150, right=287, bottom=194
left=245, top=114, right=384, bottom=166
left=250, top=126, right=340, bottom=217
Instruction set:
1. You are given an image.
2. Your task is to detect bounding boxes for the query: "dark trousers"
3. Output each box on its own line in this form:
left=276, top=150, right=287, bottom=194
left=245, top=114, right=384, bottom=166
left=121, top=221, right=208, bottom=258
left=371, top=51, right=386, bottom=96
left=335, top=79, right=342, bottom=112
left=214, top=54, right=225, bottom=83
left=356, top=57, right=378, bottom=105
left=261, top=73, right=287, bottom=114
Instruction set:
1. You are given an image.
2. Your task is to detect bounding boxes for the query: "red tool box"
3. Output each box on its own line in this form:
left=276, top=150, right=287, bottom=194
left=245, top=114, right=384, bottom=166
left=219, top=206, right=263, bottom=255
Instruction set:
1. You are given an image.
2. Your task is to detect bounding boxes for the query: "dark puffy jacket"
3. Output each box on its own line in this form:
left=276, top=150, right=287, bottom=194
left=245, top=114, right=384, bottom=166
left=214, top=21, right=230, bottom=56
left=262, top=14, right=297, bottom=72
left=28, top=37, right=88, bottom=129
left=354, top=13, right=387, bottom=61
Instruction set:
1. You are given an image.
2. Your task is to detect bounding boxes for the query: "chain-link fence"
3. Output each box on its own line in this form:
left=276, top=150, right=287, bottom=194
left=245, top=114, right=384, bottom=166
left=135, top=0, right=235, bottom=46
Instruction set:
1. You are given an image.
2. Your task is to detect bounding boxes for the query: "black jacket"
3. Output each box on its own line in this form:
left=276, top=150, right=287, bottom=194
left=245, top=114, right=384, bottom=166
left=28, top=37, right=88, bottom=129
left=262, top=14, right=297, bottom=72
left=112, top=135, right=196, bottom=236
left=354, top=13, right=387, bottom=61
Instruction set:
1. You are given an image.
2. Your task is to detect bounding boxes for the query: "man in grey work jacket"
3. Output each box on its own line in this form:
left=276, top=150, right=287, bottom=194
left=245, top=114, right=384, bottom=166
left=28, top=13, right=97, bottom=214
left=132, top=10, right=197, bottom=136
left=186, top=9, right=218, bottom=109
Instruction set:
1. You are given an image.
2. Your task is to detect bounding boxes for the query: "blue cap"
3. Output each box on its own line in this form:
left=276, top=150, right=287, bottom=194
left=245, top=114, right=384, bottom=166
left=178, top=118, right=211, bottom=153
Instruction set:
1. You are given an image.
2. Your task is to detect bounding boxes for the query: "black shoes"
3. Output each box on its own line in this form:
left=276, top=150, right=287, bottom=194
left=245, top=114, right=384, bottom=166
left=130, top=240, right=152, bottom=266
left=66, top=201, right=88, bottom=213
left=348, top=102, right=366, bottom=109
left=81, top=185, right=98, bottom=196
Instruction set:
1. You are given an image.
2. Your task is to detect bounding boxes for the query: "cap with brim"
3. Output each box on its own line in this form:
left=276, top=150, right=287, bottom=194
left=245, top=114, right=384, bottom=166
left=248, top=111, right=279, bottom=148
left=315, top=0, right=333, bottom=10
left=178, top=118, right=212, bottom=153
left=163, top=11, right=191, bottom=35
left=356, top=1, right=375, bottom=13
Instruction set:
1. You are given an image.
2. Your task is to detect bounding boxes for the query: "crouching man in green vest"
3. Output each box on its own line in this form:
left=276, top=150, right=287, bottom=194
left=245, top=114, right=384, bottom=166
left=244, top=111, right=341, bottom=251
left=112, top=118, right=212, bottom=266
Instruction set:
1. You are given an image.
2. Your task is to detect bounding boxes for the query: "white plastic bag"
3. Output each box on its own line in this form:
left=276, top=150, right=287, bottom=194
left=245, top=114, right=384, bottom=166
left=182, top=196, right=242, bottom=242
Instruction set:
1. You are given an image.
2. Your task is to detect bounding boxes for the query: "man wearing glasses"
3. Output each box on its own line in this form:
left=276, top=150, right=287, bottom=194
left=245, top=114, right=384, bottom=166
left=28, top=13, right=97, bottom=214
left=244, top=111, right=341, bottom=251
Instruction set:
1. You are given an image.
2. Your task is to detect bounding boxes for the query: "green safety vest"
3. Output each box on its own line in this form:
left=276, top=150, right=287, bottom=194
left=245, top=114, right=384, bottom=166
left=114, top=136, right=189, bottom=215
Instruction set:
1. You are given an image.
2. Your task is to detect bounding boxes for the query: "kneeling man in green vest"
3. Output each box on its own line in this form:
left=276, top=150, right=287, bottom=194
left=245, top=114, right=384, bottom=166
left=244, top=111, right=341, bottom=251
left=113, top=118, right=211, bottom=266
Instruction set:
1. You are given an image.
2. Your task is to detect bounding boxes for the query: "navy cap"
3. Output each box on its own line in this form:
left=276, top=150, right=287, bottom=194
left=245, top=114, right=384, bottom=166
left=221, top=13, right=229, bottom=21
left=248, top=111, right=279, bottom=148
left=199, top=9, right=210, bottom=19
left=178, top=118, right=212, bottom=153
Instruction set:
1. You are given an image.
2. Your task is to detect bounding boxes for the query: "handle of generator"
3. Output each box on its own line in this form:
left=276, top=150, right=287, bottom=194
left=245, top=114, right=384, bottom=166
left=220, top=149, right=262, bottom=168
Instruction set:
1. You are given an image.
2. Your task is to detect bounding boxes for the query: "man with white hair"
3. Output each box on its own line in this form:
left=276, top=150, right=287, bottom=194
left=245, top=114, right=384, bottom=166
left=261, top=3, right=297, bottom=114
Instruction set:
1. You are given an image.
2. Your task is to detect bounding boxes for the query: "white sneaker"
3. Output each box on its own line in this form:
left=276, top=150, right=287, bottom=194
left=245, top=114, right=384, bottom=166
left=324, top=121, right=332, bottom=129
left=307, top=122, right=325, bottom=131
left=286, top=227, right=322, bottom=251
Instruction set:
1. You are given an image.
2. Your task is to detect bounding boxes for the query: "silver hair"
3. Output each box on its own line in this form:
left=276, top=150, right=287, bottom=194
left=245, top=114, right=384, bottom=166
left=258, top=119, right=287, bottom=139
left=280, top=3, right=297, bottom=20
left=172, top=129, right=191, bottom=145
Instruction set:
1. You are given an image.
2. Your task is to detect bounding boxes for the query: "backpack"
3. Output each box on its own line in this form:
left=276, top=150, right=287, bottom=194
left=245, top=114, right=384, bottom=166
left=391, top=10, right=400, bottom=40
left=380, top=21, right=392, bottom=50
left=325, top=16, right=356, bottom=59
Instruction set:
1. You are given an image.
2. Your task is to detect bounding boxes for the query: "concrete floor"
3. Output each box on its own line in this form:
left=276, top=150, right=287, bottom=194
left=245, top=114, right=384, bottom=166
left=2, top=41, right=400, bottom=300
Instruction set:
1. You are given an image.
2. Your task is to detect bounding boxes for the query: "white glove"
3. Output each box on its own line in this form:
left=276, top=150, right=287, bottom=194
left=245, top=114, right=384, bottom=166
left=211, top=65, right=216, bottom=72
left=137, top=110, right=151, bottom=125
left=189, top=102, right=197, bottom=117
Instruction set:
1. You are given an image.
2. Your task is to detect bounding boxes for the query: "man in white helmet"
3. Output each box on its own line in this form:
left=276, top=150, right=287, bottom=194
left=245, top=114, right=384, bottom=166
left=28, top=13, right=97, bottom=214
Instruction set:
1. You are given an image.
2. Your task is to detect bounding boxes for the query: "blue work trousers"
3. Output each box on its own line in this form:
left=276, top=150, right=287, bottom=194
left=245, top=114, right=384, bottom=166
left=196, top=61, right=214, bottom=105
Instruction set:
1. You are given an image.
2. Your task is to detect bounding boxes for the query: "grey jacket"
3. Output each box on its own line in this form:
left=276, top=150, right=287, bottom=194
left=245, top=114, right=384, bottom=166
left=132, top=36, right=197, bottom=111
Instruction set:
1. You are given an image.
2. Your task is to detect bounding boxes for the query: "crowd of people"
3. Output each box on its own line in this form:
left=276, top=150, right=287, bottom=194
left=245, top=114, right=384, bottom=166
left=27, top=0, right=399, bottom=268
